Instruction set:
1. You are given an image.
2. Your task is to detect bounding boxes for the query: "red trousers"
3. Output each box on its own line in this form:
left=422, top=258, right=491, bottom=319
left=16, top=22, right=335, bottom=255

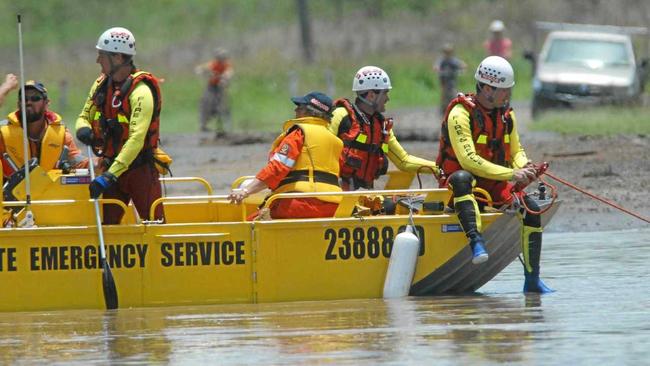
left=248, top=197, right=338, bottom=220
left=102, top=163, right=164, bottom=224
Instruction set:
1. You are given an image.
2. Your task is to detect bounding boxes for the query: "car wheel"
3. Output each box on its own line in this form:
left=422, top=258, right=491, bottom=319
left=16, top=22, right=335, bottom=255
left=532, top=95, right=544, bottom=120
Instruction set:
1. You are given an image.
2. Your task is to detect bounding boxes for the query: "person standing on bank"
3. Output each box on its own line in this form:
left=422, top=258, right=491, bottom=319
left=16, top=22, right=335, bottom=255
left=228, top=92, right=342, bottom=220
left=436, top=56, right=553, bottom=293
left=483, top=20, right=512, bottom=60
left=75, top=27, right=164, bottom=224
left=330, top=66, right=439, bottom=191
left=195, top=47, right=233, bottom=138
left=434, top=43, right=466, bottom=116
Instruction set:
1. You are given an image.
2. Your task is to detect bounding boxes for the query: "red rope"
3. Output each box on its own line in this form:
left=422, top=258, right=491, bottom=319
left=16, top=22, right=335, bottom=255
left=473, top=179, right=558, bottom=215
left=473, top=162, right=559, bottom=215
left=518, top=178, right=558, bottom=215
left=543, top=170, right=650, bottom=224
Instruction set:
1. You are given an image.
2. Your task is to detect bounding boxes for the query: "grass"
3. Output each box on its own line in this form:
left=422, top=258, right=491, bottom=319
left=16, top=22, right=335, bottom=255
left=530, top=105, right=650, bottom=135
left=0, top=0, right=645, bottom=136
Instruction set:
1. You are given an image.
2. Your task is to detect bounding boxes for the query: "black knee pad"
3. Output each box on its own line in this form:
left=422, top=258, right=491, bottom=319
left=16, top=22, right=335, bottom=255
left=522, top=194, right=542, bottom=227
left=448, top=170, right=475, bottom=197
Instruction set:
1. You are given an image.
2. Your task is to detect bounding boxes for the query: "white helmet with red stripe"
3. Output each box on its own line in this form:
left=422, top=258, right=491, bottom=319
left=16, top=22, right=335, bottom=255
left=96, top=27, right=136, bottom=55
left=352, top=66, right=392, bottom=92
left=474, top=56, right=515, bottom=88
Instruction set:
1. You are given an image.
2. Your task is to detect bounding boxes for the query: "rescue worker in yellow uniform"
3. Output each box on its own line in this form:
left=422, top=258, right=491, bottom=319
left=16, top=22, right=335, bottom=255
left=228, top=92, right=342, bottom=219
left=436, top=56, right=553, bottom=293
left=330, top=66, right=439, bottom=191
left=75, top=27, right=164, bottom=224
left=1, top=80, right=90, bottom=182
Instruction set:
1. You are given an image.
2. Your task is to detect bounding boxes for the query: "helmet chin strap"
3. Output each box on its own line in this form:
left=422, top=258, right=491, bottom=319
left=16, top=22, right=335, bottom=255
left=481, top=86, right=509, bottom=109
left=107, top=54, right=130, bottom=78
left=358, top=92, right=380, bottom=114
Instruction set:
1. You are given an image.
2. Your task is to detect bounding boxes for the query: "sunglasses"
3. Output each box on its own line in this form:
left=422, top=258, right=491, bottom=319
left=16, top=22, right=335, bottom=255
left=24, top=95, right=44, bottom=102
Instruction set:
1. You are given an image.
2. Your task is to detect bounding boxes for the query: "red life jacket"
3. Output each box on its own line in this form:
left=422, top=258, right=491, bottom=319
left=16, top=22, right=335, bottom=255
left=208, top=60, right=231, bottom=86
left=90, top=71, right=162, bottom=160
left=436, top=93, right=514, bottom=190
left=334, top=98, right=393, bottom=189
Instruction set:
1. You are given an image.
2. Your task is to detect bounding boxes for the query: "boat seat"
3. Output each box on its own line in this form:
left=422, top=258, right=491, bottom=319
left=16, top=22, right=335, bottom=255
left=333, top=195, right=358, bottom=218
left=161, top=200, right=247, bottom=223
left=383, top=170, right=415, bottom=190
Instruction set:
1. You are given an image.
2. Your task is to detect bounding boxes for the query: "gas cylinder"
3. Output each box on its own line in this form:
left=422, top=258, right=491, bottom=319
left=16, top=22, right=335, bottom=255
left=383, top=225, right=420, bottom=298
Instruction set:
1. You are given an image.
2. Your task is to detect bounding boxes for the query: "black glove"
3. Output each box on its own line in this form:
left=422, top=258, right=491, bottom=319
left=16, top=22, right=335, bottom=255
left=89, top=172, right=117, bottom=199
left=76, top=127, right=94, bottom=146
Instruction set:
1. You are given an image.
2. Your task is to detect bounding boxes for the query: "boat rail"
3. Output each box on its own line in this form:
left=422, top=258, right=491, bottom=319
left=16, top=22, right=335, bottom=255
left=148, top=188, right=452, bottom=222
left=1, top=198, right=135, bottom=226
left=160, top=176, right=213, bottom=195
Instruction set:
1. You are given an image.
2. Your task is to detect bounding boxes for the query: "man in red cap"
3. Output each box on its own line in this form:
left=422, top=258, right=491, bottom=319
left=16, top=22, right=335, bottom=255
left=228, top=91, right=342, bottom=219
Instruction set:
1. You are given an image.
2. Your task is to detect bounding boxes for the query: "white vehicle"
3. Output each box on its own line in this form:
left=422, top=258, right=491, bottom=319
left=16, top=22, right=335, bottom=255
left=526, top=22, right=649, bottom=118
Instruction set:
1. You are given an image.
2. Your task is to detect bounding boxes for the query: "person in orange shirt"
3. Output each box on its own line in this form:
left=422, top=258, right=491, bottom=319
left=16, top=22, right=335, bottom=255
left=483, top=20, right=512, bottom=60
left=1, top=80, right=90, bottom=182
left=228, top=92, right=343, bottom=220
left=195, top=48, right=234, bottom=137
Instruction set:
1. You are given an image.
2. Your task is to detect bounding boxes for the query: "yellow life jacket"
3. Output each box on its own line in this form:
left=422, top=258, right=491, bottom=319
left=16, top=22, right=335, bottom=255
left=273, top=117, right=343, bottom=203
left=0, top=111, right=66, bottom=176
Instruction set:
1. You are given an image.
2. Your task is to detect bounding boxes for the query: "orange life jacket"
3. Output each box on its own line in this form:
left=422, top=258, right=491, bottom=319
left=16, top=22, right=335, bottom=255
left=334, top=98, right=393, bottom=189
left=209, top=60, right=231, bottom=86
left=436, top=93, right=514, bottom=186
left=89, top=71, right=162, bottom=160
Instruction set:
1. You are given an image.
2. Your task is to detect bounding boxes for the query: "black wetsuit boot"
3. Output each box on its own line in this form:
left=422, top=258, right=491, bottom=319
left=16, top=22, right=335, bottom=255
left=455, top=199, right=488, bottom=264
left=521, top=220, right=554, bottom=293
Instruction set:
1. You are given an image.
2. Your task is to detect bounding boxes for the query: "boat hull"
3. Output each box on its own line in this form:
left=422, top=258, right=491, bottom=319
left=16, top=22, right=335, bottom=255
left=1, top=212, right=509, bottom=311
left=0, top=171, right=560, bottom=312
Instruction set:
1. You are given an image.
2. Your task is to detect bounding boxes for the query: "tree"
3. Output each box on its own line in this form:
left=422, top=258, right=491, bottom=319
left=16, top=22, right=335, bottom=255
left=296, top=0, right=314, bottom=63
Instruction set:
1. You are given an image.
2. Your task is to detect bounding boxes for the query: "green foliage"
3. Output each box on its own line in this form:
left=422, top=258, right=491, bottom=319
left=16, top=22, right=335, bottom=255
left=0, top=0, right=640, bottom=135
left=530, top=106, right=650, bottom=135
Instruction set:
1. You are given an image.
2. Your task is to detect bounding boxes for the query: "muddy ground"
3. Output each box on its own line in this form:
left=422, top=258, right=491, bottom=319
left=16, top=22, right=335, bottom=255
left=162, top=104, right=650, bottom=233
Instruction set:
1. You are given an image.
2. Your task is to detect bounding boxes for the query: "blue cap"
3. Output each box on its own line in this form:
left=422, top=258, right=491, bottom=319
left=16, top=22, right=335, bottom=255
left=21, top=80, right=48, bottom=99
left=291, top=91, right=333, bottom=114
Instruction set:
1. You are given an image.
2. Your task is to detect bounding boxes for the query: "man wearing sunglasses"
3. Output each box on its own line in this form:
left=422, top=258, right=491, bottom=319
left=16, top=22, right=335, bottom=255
left=75, top=27, right=164, bottom=224
left=0, top=80, right=90, bottom=181
left=330, top=66, right=439, bottom=191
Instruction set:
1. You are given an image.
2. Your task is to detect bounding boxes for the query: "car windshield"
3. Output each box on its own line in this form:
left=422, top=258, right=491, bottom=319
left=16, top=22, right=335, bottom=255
left=544, top=38, right=631, bottom=68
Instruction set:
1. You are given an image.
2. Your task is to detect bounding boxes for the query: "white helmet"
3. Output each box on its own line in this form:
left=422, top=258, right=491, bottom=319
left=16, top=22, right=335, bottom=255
left=352, top=66, right=392, bottom=92
left=96, top=27, right=136, bottom=55
left=474, top=56, right=515, bottom=88
left=489, top=20, right=505, bottom=32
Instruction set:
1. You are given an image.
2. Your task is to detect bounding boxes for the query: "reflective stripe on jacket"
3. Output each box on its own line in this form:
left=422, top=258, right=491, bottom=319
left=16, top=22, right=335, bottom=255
left=331, top=98, right=392, bottom=189
left=88, top=70, right=162, bottom=160
left=436, top=93, right=514, bottom=177
left=273, top=117, right=343, bottom=204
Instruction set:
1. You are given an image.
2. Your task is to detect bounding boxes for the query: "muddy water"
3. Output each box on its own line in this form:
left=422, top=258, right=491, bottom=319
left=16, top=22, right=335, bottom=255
left=1, top=229, right=648, bottom=365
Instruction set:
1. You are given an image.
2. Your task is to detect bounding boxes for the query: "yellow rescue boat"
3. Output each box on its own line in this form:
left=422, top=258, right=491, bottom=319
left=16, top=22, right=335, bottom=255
left=0, top=168, right=559, bottom=312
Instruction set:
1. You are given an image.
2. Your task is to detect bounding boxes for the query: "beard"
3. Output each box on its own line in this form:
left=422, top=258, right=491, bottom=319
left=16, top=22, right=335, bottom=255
left=21, top=109, right=43, bottom=123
